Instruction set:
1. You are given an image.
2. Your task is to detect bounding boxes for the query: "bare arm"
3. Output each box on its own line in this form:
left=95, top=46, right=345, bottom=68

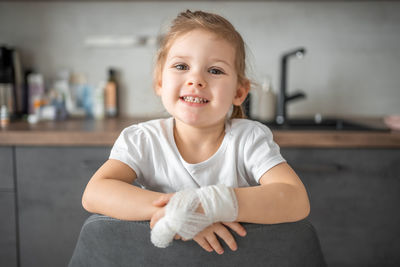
left=150, top=162, right=309, bottom=225
left=189, top=163, right=309, bottom=254
left=82, top=159, right=165, bottom=221
left=234, top=162, right=310, bottom=224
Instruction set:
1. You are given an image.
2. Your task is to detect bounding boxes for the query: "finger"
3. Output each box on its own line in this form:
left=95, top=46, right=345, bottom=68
left=205, top=232, right=224, bottom=254
left=222, top=221, right=247, bottom=236
left=150, top=213, right=161, bottom=228
left=150, top=209, right=165, bottom=229
left=214, top=224, right=237, bottom=251
left=152, top=194, right=173, bottom=207
left=150, top=216, right=156, bottom=229
left=193, top=236, right=213, bottom=253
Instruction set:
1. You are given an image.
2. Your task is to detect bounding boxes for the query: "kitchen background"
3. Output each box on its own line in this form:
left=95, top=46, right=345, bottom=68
left=1, top=0, right=399, bottom=120
left=1, top=2, right=400, bottom=267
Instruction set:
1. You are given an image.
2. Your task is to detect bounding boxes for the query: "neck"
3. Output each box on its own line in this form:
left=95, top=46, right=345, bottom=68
left=173, top=118, right=226, bottom=150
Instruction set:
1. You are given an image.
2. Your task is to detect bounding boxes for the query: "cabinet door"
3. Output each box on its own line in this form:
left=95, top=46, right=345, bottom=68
left=281, top=148, right=400, bottom=267
left=0, top=146, right=14, bottom=189
left=0, top=146, right=17, bottom=267
left=16, top=146, right=110, bottom=267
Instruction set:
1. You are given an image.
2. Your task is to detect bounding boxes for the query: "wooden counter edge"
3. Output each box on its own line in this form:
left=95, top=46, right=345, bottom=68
left=0, top=131, right=118, bottom=146
left=1, top=129, right=399, bottom=148
left=274, top=131, right=400, bottom=148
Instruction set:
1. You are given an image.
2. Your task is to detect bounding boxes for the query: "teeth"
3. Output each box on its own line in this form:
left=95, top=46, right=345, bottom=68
left=182, top=96, right=208, bottom=103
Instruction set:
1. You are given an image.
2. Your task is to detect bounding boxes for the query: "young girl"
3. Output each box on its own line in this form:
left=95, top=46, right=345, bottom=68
left=82, top=10, right=310, bottom=255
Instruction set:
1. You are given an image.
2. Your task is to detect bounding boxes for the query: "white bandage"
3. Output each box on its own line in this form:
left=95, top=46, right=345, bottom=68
left=196, top=184, right=238, bottom=223
left=151, top=184, right=238, bottom=248
left=151, top=189, right=211, bottom=248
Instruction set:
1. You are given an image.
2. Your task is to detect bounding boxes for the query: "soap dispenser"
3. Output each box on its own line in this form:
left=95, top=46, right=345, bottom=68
left=258, top=76, right=276, bottom=122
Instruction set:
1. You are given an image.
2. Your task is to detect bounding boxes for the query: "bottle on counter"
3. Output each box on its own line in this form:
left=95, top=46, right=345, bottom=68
left=0, top=104, right=9, bottom=128
left=0, top=83, right=13, bottom=120
left=258, top=76, right=276, bottom=122
left=104, top=68, right=119, bottom=117
left=69, top=72, right=89, bottom=118
left=53, top=70, right=73, bottom=116
left=82, top=84, right=93, bottom=118
left=27, top=73, right=44, bottom=115
left=249, top=82, right=261, bottom=120
left=93, top=81, right=105, bottom=120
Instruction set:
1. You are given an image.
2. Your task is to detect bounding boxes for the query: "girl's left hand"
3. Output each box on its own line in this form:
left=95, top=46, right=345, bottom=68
left=190, top=222, right=246, bottom=254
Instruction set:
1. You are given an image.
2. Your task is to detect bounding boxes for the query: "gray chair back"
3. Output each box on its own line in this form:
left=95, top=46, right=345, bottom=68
left=69, top=214, right=326, bottom=267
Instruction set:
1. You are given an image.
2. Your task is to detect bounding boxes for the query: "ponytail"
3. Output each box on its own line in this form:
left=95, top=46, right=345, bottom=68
left=230, top=105, right=247, bottom=119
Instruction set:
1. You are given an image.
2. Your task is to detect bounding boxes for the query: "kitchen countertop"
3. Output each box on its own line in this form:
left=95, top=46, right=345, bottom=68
left=0, top=117, right=399, bottom=148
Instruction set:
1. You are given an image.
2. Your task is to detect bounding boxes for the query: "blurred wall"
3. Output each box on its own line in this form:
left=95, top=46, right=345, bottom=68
left=1, top=1, right=399, bottom=117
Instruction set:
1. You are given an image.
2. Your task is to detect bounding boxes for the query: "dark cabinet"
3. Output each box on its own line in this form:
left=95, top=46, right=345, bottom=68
left=281, top=148, right=400, bottom=267
left=0, top=147, right=17, bottom=267
left=2, top=145, right=400, bottom=267
left=15, top=146, right=110, bottom=267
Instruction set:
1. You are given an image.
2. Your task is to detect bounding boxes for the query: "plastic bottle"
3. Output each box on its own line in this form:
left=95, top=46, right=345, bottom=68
left=93, top=81, right=105, bottom=120
left=69, top=72, right=88, bottom=117
left=0, top=105, right=9, bottom=128
left=0, top=83, right=13, bottom=118
left=258, top=76, right=276, bottom=122
left=104, top=68, right=118, bottom=117
left=27, top=73, right=44, bottom=115
left=82, top=84, right=93, bottom=118
left=249, top=83, right=261, bottom=119
left=53, top=70, right=73, bottom=116
left=27, top=95, right=42, bottom=124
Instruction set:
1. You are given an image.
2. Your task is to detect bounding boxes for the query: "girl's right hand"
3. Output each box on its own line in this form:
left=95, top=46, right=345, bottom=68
left=150, top=193, right=174, bottom=229
left=188, top=222, right=247, bottom=254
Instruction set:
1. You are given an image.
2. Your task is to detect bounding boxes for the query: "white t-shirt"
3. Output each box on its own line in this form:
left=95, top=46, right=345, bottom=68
left=109, top=117, right=286, bottom=193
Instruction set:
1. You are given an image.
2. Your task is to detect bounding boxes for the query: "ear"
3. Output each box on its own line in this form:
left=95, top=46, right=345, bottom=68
left=155, top=79, right=162, bottom=96
left=232, top=79, right=250, bottom=106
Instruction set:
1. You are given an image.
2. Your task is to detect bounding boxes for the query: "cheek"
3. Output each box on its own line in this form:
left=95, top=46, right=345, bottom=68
left=162, top=71, right=180, bottom=87
left=215, top=80, right=237, bottom=98
left=160, top=82, right=179, bottom=104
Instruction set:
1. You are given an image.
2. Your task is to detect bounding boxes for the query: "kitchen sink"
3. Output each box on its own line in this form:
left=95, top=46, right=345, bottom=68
left=257, top=117, right=390, bottom=131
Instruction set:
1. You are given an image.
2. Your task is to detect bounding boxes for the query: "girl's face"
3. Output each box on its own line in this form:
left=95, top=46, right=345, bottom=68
left=156, top=29, right=248, bottom=128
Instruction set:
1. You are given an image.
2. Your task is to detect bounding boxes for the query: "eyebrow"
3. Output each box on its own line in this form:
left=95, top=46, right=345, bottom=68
left=169, top=56, right=232, bottom=67
left=211, top=58, right=232, bottom=67
left=170, top=56, right=190, bottom=60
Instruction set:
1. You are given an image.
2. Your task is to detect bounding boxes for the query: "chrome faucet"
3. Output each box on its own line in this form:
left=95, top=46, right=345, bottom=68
left=276, top=47, right=307, bottom=125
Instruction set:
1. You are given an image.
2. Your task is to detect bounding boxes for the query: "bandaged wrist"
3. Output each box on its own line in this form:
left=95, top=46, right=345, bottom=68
left=196, top=184, right=238, bottom=223
left=150, top=184, right=238, bottom=248
left=151, top=189, right=211, bottom=248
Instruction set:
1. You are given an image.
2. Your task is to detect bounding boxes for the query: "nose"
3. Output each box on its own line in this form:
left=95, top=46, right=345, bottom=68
left=186, top=73, right=207, bottom=88
left=187, top=81, right=205, bottom=87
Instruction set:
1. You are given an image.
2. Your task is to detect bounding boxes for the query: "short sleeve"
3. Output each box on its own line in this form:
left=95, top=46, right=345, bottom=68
left=243, top=123, right=286, bottom=184
left=109, top=125, right=148, bottom=178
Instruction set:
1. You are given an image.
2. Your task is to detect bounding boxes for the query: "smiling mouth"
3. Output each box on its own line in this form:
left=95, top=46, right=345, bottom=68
left=180, top=96, right=209, bottom=104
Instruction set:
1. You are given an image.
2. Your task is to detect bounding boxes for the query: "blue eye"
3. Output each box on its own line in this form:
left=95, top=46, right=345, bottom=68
left=174, top=64, right=188, bottom=70
left=209, top=68, right=224, bottom=75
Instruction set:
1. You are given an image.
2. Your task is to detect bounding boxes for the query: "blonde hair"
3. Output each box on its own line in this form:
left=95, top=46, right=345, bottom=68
left=153, top=10, right=249, bottom=119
